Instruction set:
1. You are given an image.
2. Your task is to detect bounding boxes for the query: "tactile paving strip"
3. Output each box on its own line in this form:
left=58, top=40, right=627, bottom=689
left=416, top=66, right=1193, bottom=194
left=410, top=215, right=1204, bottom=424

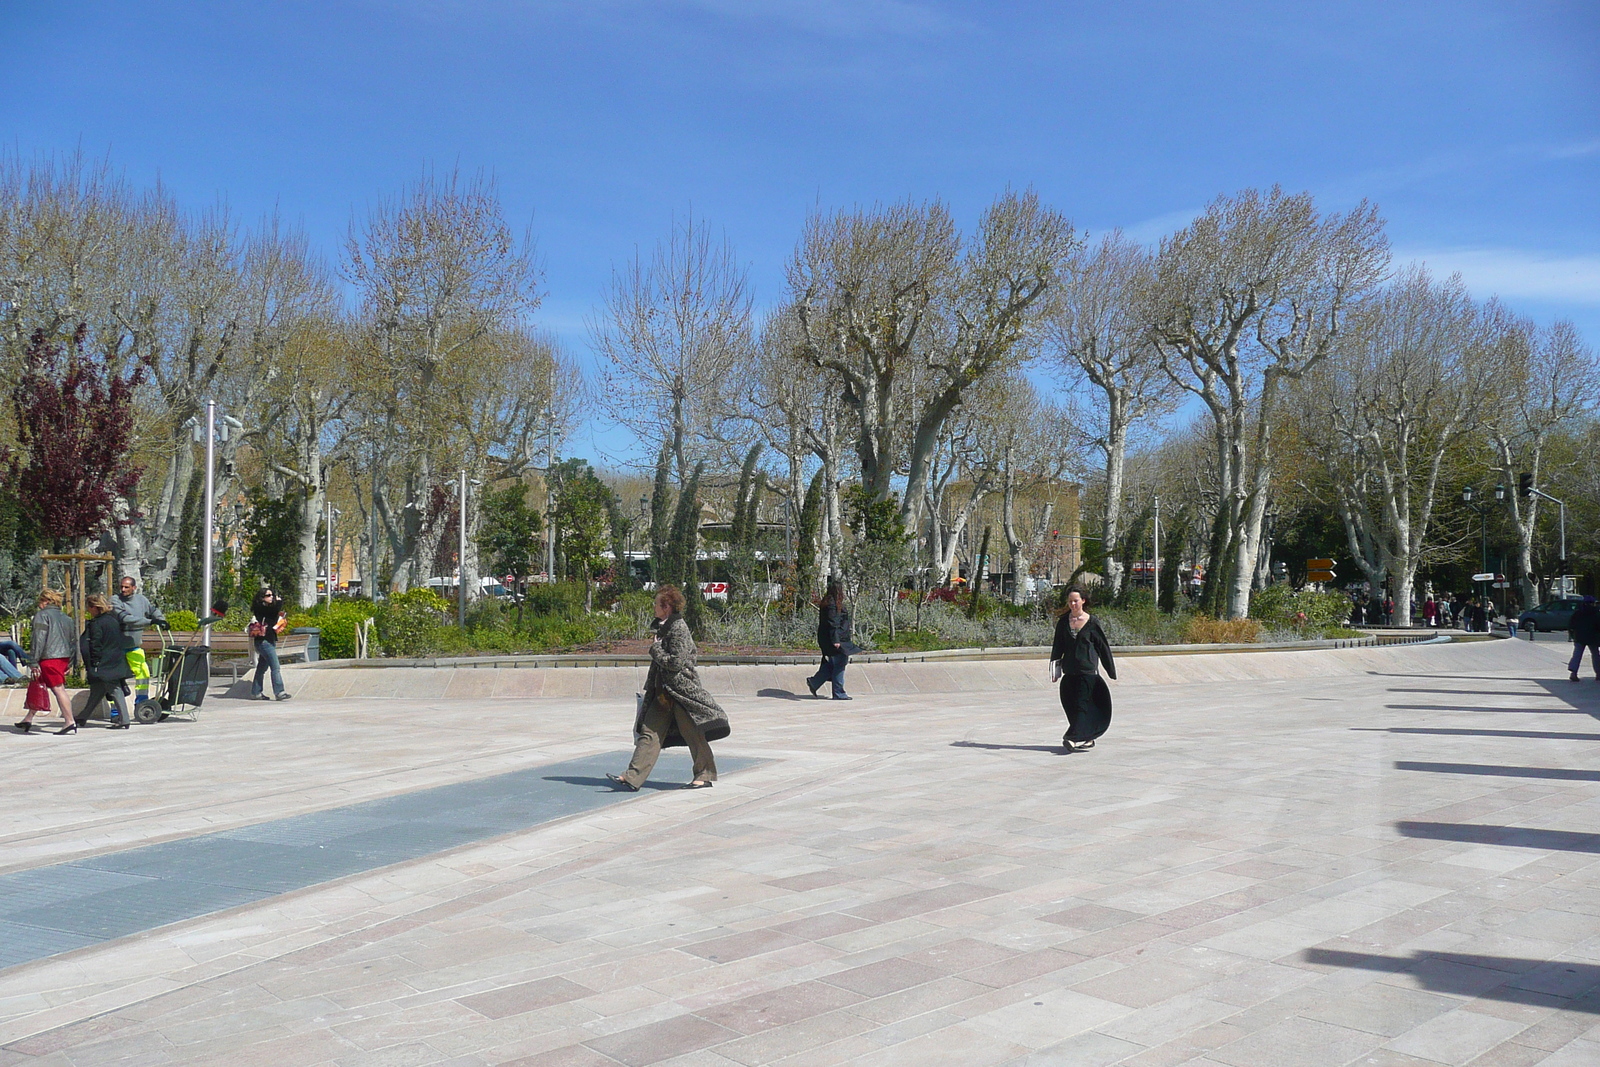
left=0, top=749, right=755, bottom=970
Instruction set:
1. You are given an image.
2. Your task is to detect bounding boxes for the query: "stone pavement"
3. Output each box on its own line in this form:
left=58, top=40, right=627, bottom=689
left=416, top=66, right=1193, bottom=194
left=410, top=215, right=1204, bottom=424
left=2, top=638, right=1599, bottom=1065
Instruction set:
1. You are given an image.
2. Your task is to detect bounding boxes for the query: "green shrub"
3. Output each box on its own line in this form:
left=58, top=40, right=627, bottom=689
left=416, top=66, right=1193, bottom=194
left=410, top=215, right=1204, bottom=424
left=1250, top=585, right=1352, bottom=630
left=519, top=582, right=588, bottom=620
left=304, top=599, right=378, bottom=659
left=873, top=628, right=948, bottom=652
left=376, top=588, right=451, bottom=658
left=165, top=610, right=199, bottom=632
left=219, top=605, right=251, bottom=633
left=464, top=596, right=512, bottom=633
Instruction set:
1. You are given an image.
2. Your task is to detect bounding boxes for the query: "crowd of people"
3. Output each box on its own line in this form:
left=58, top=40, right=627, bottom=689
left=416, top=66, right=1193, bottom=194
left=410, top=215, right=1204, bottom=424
left=10, top=576, right=293, bottom=735
left=1350, top=590, right=1510, bottom=633
left=8, top=569, right=1590, bottom=766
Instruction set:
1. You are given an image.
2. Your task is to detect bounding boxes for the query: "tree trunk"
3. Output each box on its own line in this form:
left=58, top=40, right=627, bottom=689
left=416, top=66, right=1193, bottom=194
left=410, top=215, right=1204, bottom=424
left=1001, top=451, right=1028, bottom=605
left=1101, top=398, right=1128, bottom=600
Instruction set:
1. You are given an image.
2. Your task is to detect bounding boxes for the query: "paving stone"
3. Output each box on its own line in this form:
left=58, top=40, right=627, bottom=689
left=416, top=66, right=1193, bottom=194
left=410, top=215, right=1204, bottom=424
left=3, top=640, right=1600, bottom=1065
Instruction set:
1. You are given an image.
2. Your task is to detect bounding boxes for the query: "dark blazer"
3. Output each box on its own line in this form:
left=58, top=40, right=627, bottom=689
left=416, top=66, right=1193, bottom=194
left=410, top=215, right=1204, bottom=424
left=1050, top=614, right=1116, bottom=679
left=80, top=612, right=134, bottom=682
left=1571, top=603, right=1600, bottom=645
left=817, top=601, right=853, bottom=652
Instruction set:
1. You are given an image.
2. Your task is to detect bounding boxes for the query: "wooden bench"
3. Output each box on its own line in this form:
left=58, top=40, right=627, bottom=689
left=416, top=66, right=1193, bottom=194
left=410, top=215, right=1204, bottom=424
left=139, top=630, right=314, bottom=679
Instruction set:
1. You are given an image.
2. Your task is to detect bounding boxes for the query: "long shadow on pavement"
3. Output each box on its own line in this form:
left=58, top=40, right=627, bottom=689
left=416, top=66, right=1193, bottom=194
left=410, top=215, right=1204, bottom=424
left=1396, top=821, right=1600, bottom=853
left=1357, top=727, right=1600, bottom=741
left=1394, top=761, right=1600, bottom=781
left=1385, top=703, right=1593, bottom=714
left=1303, top=949, right=1600, bottom=1011
left=950, top=741, right=1063, bottom=753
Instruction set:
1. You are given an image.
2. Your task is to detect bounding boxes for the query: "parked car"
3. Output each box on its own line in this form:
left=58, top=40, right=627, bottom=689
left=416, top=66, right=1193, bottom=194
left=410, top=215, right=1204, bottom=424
left=1519, top=598, right=1586, bottom=633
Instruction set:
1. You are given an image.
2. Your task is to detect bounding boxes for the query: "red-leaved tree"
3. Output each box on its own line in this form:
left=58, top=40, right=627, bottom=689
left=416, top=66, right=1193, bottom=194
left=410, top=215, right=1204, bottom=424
left=7, top=326, right=148, bottom=546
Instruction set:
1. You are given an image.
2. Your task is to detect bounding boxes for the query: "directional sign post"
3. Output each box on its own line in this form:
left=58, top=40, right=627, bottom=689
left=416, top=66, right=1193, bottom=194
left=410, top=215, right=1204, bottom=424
left=1471, top=572, right=1495, bottom=583
left=1307, top=558, right=1336, bottom=583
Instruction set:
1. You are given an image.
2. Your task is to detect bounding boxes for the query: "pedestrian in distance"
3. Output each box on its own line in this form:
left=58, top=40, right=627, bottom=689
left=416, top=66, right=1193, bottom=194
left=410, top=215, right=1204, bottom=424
left=807, top=580, right=859, bottom=700
left=14, top=590, right=79, bottom=734
left=0, top=636, right=30, bottom=684
left=79, top=594, right=133, bottom=729
left=1568, top=595, right=1599, bottom=681
left=249, top=587, right=291, bottom=701
left=609, top=584, right=728, bottom=791
left=1050, top=585, right=1117, bottom=752
left=1422, top=596, right=1438, bottom=629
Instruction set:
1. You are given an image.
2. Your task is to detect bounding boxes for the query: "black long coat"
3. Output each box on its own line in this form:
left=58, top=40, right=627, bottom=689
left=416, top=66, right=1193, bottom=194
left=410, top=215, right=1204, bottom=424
left=80, top=611, right=133, bottom=682
left=817, top=602, right=855, bottom=654
left=1050, top=613, right=1116, bottom=743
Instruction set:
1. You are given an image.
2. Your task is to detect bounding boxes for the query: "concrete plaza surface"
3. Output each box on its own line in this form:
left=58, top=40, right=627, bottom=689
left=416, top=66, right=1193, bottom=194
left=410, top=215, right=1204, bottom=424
left=2, top=639, right=1599, bottom=1065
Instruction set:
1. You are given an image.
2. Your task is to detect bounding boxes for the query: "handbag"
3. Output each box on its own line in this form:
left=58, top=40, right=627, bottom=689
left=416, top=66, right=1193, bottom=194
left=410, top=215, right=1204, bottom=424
left=24, top=675, right=50, bottom=712
left=247, top=619, right=267, bottom=638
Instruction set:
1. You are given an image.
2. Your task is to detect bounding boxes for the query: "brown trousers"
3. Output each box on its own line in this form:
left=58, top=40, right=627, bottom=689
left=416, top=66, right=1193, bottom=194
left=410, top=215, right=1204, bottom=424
left=624, top=692, right=717, bottom=787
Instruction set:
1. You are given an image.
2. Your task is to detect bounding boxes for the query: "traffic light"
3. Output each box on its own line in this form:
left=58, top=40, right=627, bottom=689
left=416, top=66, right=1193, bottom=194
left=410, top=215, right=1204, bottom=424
left=1519, top=472, right=1533, bottom=498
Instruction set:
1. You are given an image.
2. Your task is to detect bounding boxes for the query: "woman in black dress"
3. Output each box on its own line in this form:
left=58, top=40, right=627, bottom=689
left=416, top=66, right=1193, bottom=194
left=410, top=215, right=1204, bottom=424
left=1050, top=586, right=1116, bottom=751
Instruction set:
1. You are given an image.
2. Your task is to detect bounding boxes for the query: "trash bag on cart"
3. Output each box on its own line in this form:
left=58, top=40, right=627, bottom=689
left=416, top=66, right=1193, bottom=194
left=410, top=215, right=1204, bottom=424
left=163, top=646, right=211, bottom=709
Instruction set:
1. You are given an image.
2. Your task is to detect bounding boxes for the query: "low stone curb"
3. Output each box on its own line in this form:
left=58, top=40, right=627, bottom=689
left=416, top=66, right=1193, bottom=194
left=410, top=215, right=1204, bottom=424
left=299, top=631, right=1459, bottom=671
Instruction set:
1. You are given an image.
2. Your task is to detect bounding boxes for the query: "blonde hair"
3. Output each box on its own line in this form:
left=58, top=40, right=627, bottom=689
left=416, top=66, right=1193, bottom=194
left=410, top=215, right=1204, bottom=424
left=39, top=589, right=63, bottom=607
left=85, top=593, right=112, bottom=614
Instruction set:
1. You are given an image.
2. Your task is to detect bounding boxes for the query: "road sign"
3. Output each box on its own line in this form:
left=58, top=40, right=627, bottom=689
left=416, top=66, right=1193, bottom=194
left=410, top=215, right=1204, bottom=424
left=1471, top=572, right=1495, bottom=583
left=1306, top=559, right=1335, bottom=569
left=1307, top=569, right=1336, bottom=583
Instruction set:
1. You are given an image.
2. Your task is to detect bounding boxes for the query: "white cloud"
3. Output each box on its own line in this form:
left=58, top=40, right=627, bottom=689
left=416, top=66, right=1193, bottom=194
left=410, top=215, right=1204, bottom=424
left=1114, top=207, right=1201, bottom=246
left=1397, top=247, right=1600, bottom=306
left=1546, top=139, right=1600, bottom=160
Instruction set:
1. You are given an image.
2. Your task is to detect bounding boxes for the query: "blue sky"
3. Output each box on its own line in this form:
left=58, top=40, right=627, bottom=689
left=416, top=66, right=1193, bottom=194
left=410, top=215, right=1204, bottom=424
left=4, top=0, right=1598, bottom=463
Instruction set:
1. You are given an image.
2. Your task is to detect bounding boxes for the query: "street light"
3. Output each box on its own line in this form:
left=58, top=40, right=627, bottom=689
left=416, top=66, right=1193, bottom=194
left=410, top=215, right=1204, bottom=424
left=187, top=403, right=242, bottom=620
left=1462, top=484, right=1505, bottom=612
left=1461, top=486, right=1489, bottom=574
left=325, top=502, right=341, bottom=607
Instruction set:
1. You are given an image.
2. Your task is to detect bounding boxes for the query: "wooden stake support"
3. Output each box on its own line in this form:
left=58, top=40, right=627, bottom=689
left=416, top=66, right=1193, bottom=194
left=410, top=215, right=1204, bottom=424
left=40, top=552, right=115, bottom=632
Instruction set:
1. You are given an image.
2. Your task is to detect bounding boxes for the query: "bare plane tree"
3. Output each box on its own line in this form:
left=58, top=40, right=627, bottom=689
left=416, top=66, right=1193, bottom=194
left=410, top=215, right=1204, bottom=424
left=591, top=215, right=753, bottom=482
left=344, top=168, right=541, bottom=592
left=1148, top=187, right=1388, bottom=618
left=1048, top=231, right=1177, bottom=600
left=1295, top=267, right=1505, bottom=622
left=1487, top=319, right=1599, bottom=606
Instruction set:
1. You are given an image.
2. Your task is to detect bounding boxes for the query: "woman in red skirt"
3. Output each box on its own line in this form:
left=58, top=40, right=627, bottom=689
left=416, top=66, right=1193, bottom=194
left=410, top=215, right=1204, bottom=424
left=15, top=590, right=79, bottom=734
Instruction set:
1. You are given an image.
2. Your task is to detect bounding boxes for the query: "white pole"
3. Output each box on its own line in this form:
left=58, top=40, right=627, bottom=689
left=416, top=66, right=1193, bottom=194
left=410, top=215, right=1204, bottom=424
left=458, top=469, right=468, bottom=627
left=201, top=400, right=216, bottom=620
left=325, top=500, right=334, bottom=606
left=1153, top=495, right=1161, bottom=609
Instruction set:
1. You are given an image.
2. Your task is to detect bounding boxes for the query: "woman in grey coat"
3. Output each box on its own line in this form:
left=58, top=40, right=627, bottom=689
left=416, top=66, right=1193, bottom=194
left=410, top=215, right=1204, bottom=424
left=610, top=584, right=729, bottom=791
left=14, top=589, right=80, bottom=734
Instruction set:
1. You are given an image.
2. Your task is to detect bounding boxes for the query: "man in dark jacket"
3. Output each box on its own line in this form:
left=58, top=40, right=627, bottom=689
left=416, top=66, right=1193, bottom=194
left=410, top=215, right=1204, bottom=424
left=1568, top=595, right=1600, bottom=681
